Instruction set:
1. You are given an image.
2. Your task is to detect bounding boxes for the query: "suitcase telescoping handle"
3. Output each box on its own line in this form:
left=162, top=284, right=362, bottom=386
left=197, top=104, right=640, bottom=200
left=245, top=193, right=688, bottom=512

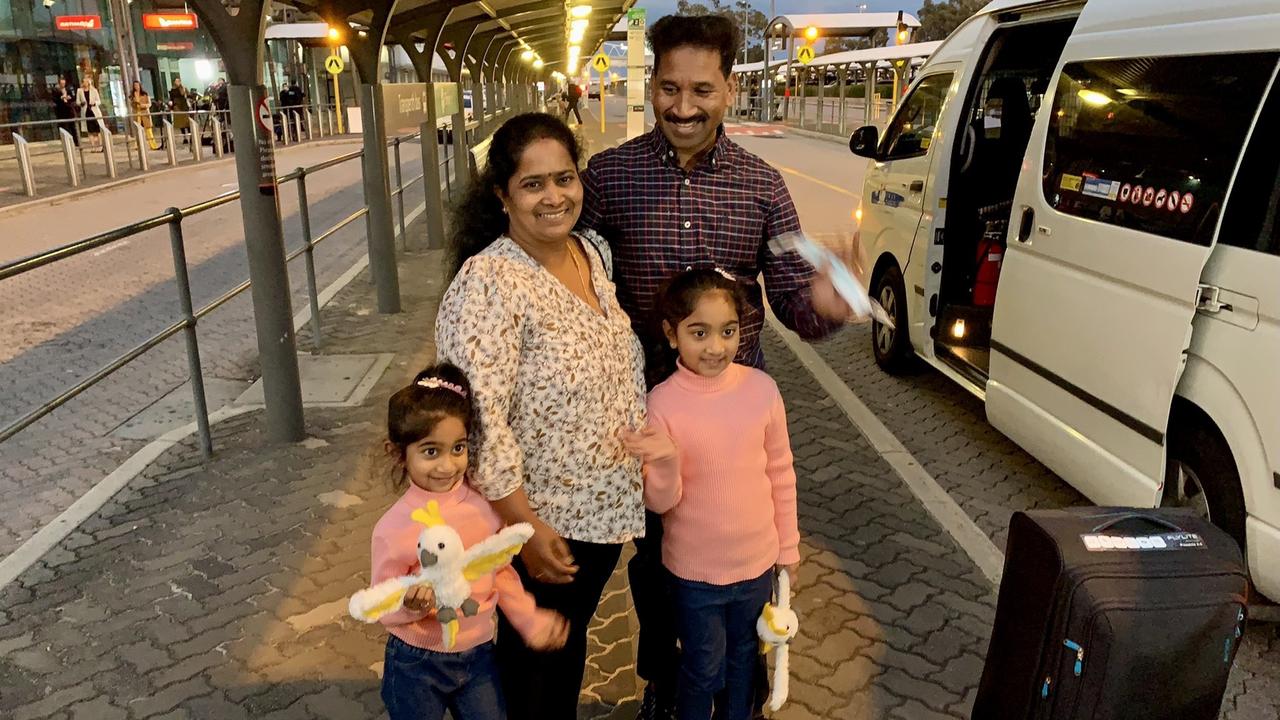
left=1090, top=512, right=1185, bottom=534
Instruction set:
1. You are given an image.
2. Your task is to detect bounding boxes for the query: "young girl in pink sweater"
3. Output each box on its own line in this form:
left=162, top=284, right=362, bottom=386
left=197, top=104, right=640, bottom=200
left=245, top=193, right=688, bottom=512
left=622, top=269, right=801, bottom=720
left=371, top=363, right=568, bottom=720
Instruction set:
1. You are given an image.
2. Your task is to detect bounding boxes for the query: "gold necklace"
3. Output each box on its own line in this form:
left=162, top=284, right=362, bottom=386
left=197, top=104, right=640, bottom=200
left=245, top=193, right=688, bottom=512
left=567, top=241, right=590, bottom=295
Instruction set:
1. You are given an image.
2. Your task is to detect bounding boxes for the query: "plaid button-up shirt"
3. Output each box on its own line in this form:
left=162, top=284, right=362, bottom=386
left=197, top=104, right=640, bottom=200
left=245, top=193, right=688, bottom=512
left=580, top=126, right=838, bottom=378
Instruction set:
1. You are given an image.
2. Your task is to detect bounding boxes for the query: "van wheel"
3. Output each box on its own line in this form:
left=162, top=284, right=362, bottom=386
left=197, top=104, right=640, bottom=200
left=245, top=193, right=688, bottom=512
left=1165, top=420, right=1247, bottom=553
left=871, top=264, right=914, bottom=374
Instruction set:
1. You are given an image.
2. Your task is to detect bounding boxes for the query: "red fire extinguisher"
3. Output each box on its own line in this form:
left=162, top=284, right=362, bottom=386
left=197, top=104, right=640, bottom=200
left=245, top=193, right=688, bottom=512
left=973, top=234, right=1003, bottom=307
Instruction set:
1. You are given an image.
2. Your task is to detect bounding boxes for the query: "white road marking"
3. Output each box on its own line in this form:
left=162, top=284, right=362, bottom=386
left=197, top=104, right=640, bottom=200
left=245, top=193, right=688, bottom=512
left=92, top=241, right=130, bottom=257
left=769, top=315, right=1006, bottom=585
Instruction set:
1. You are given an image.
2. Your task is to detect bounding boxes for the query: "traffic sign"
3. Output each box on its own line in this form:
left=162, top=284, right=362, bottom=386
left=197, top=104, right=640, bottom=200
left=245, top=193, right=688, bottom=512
left=592, top=54, right=610, bottom=73
left=796, top=45, right=815, bottom=64
left=256, top=96, right=272, bottom=133
left=325, top=54, right=345, bottom=75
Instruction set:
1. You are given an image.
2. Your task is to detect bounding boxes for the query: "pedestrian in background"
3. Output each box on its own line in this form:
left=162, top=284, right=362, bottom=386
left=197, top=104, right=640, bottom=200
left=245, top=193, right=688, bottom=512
left=170, top=77, right=191, bottom=145
left=435, top=112, right=647, bottom=720
left=53, top=76, right=78, bottom=146
left=623, top=268, right=800, bottom=720
left=577, top=14, right=852, bottom=719
left=566, top=83, right=584, bottom=125
left=130, top=81, right=157, bottom=150
left=369, top=363, right=568, bottom=720
left=75, top=76, right=103, bottom=151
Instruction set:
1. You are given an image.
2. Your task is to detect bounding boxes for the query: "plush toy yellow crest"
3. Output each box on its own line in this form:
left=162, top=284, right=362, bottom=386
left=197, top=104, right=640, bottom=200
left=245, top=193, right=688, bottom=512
left=349, top=500, right=534, bottom=649
left=756, top=568, right=799, bottom=712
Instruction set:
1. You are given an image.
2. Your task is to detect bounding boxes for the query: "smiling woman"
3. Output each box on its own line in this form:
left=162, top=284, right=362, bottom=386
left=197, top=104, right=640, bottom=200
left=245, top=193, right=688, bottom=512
left=434, top=112, right=648, bottom=720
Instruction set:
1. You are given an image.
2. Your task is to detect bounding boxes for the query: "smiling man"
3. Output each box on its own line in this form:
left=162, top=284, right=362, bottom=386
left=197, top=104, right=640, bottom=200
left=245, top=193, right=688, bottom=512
left=577, top=14, right=851, bottom=720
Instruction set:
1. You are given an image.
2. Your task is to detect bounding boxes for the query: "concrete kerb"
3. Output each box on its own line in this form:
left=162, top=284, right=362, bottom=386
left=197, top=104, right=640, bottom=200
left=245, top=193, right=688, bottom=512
left=0, top=136, right=366, bottom=220
left=0, top=195, right=429, bottom=591
left=779, top=123, right=853, bottom=147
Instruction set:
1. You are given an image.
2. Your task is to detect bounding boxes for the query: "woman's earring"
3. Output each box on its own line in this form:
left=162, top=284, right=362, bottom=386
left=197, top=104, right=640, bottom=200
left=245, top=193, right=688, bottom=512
left=501, top=206, right=508, bottom=214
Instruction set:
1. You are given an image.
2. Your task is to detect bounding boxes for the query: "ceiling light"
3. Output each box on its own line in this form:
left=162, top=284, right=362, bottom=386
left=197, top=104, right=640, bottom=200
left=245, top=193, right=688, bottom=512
left=1077, top=89, right=1112, bottom=107
left=521, top=49, right=534, bottom=61
left=533, top=59, right=545, bottom=69
left=571, top=5, right=592, bottom=18
left=1117, top=88, right=1139, bottom=96
left=571, top=18, right=589, bottom=30
left=569, top=26, right=586, bottom=43
left=327, top=26, right=341, bottom=41
left=358, top=30, right=367, bottom=38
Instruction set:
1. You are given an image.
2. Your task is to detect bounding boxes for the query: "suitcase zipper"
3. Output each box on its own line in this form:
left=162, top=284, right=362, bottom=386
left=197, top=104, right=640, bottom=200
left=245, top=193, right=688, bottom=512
left=1041, top=676, right=1051, bottom=700
left=1062, top=638, right=1084, bottom=676
left=1224, top=606, right=1245, bottom=663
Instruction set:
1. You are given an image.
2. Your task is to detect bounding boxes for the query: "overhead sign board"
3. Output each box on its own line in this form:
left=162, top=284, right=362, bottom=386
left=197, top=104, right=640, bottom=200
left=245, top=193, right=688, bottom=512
left=142, top=13, right=199, bottom=31
left=55, top=15, right=102, bottom=31
left=380, top=83, right=432, bottom=136
left=433, top=82, right=460, bottom=118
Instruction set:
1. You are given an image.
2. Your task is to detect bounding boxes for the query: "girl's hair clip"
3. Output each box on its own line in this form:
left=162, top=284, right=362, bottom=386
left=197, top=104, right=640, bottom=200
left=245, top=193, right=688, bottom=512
left=416, top=378, right=468, bottom=398
left=684, top=265, right=737, bottom=282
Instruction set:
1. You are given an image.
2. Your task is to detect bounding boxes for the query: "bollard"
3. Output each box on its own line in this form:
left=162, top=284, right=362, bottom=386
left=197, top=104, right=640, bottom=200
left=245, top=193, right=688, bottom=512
left=295, top=169, right=324, bottom=350
left=816, top=70, right=825, bottom=132
left=295, top=113, right=304, bottom=144
left=166, top=209, right=214, bottom=458
left=59, top=129, right=80, bottom=188
left=327, top=109, right=335, bottom=135
left=305, top=110, right=314, bottom=140
left=282, top=112, right=292, bottom=145
left=13, top=133, right=36, bottom=197
left=393, top=136, right=406, bottom=248
left=190, top=116, right=203, bottom=162
left=317, top=110, right=327, bottom=137
left=211, top=116, right=224, bottom=157
left=101, top=125, right=117, bottom=178
left=164, top=120, right=178, bottom=166
left=134, top=122, right=151, bottom=172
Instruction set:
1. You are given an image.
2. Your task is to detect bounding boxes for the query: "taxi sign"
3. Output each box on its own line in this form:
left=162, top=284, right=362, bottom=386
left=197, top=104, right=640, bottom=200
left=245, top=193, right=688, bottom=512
left=592, top=54, right=610, bottom=73
left=796, top=45, right=815, bottom=65
left=325, top=54, right=345, bottom=75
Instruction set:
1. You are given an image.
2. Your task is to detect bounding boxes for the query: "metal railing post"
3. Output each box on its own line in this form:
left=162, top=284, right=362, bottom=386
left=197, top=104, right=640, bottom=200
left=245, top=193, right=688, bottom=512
left=327, top=109, right=335, bottom=136
left=164, top=120, right=178, bottom=166
left=295, top=168, right=324, bottom=350
left=816, top=69, right=825, bottom=132
left=317, top=110, right=327, bottom=137
left=166, top=209, right=214, bottom=458
left=59, top=129, right=80, bottom=188
left=282, top=112, right=292, bottom=145
left=393, top=136, right=406, bottom=247
left=211, top=115, right=224, bottom=157
left=13, top=133, right=36, bottom=197
left=101, top=125, right=118, bottom=178
left=305, top=110, right=314, bottom=140
left=190, top=116, right=203, bottom=162
left=134, top=122, right=151, bottom=172
left=838, top=67, right=849, bottom=137
left=294, top=113, right=304, bottom=144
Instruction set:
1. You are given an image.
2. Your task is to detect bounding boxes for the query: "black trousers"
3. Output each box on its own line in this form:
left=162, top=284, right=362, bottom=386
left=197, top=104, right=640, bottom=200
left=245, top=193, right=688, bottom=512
left=498, top=538, right=622, bottom=720
left=569, top=104, right=583, bottom=124
left=631, top=511, right=769, bottom=715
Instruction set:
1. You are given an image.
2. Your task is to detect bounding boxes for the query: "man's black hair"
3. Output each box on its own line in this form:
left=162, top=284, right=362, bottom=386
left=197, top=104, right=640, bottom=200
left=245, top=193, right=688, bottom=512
left=647, top=14, right=741, bottom=78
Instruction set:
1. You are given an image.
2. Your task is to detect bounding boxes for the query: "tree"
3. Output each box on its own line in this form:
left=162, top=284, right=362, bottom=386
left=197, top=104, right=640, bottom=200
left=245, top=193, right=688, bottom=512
left=674, top=0, right=770, bottom=64
left=915, top=0, right=987, bottom=41
left=822, top=29, right=889, bottom=54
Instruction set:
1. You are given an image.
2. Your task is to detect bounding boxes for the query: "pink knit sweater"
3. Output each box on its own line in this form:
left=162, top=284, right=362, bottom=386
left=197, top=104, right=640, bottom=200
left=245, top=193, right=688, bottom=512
left=369, top=481, right=554, bottom=652
left=644, top=362, right=801, bottom=585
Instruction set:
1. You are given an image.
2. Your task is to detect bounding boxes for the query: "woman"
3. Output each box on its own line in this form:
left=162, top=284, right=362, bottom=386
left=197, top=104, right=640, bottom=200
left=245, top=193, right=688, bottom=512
left=75, top=77, right=103, bottom=151
left=170, top=77, right=191, bottom=144
left=435, top=113, right=646, bottom=720
left=130, top=81, right=158, bottom=150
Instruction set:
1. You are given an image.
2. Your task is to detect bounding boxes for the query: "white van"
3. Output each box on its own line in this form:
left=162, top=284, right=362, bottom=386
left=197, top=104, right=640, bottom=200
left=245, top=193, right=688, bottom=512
left=848, top=0, right=1280, bottom=603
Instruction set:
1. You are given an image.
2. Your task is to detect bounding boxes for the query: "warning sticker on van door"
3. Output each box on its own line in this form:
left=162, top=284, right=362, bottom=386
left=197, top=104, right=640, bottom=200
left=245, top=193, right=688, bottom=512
left=1080, top=533, right=1207, bottom=552
left=1059, top=174, right=1082, bottom=192
left=1081, top=176, right=1121, bottom=200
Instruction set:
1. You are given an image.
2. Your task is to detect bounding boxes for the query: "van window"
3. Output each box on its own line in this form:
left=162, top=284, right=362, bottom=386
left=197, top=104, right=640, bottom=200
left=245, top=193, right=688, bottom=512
left=880, top=73, right=953, bottom=161
left=1042, top=53, right=1277, bottom=245
left=1219, top=79, right=1280, bottom=257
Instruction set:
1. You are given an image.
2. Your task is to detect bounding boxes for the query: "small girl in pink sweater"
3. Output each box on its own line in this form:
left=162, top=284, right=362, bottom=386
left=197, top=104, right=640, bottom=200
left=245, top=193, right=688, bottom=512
left=371, top=363, right=568, bottom=720
left=622, top=268, right=801, bottom=720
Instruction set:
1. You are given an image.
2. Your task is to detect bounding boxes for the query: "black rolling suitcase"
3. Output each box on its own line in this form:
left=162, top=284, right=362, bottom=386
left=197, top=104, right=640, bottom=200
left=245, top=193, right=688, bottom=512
left=973, top=507, right=1248, bottom=720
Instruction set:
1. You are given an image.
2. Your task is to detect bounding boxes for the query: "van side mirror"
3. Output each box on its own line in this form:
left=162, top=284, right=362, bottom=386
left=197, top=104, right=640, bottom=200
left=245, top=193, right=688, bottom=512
left=849, top=125, right=880, bottom=158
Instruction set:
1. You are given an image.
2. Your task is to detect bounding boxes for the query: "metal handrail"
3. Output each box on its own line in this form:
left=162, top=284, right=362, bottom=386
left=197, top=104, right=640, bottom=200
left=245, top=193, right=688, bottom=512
left=0, top=130, right=430, bottom=452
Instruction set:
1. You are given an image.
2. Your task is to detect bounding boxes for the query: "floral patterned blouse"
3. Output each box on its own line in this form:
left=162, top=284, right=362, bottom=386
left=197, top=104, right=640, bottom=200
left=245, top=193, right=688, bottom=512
left=435, top=230, right=647, bottom=544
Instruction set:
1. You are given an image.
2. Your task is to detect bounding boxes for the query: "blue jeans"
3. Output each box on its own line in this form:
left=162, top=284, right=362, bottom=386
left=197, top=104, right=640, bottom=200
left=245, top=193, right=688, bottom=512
left=381, top=635, right=506, bottom=720
left=671, top=569, right=774, bottom=720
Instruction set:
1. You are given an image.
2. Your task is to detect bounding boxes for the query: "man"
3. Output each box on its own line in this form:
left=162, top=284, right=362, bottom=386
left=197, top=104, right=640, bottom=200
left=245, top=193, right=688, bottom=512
left=52, top=76, right=79, bottom=146
left=578, top=14, right=852, bottom=719
left=567, top=82, right=584, bottom=125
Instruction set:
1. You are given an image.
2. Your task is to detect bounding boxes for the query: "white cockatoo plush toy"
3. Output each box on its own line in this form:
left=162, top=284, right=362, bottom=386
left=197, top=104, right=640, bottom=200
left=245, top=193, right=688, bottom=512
left=756, top=568, right=799, bottom=712
left=349, top=500, right=534, bottom=649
